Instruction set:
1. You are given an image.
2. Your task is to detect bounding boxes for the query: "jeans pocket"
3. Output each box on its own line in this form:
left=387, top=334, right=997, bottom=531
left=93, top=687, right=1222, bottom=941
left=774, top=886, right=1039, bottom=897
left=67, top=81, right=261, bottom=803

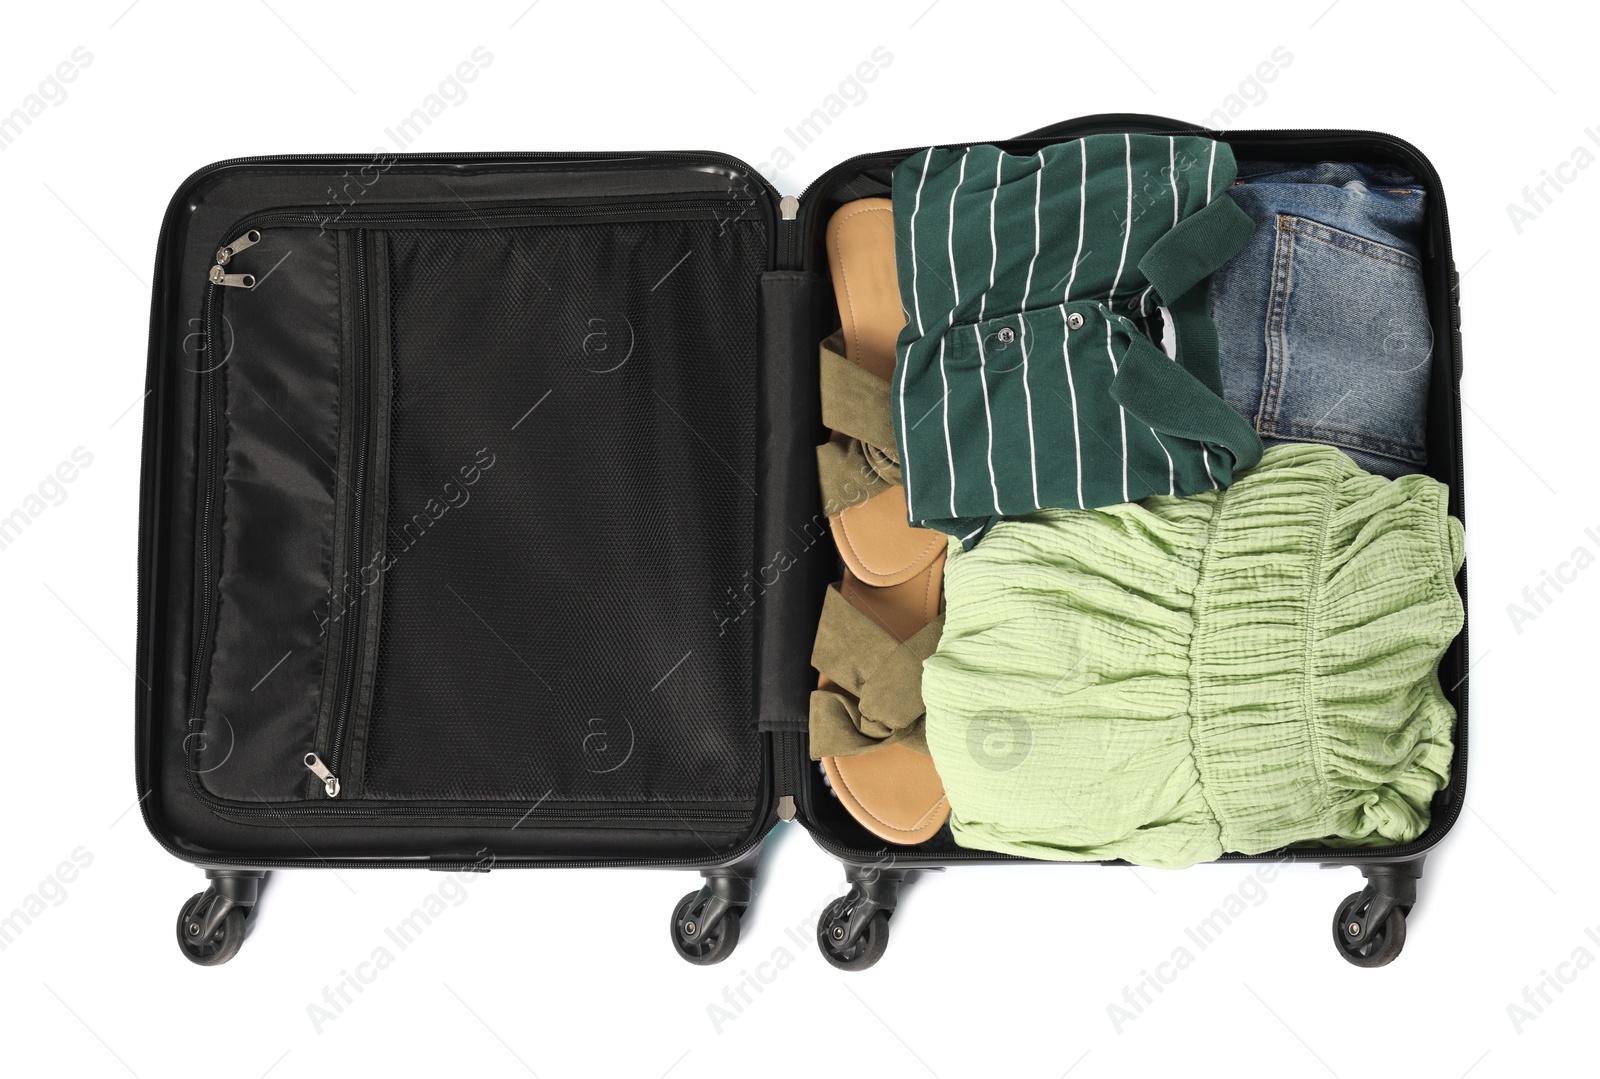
left=1258, top=215, right=1431, bottom=470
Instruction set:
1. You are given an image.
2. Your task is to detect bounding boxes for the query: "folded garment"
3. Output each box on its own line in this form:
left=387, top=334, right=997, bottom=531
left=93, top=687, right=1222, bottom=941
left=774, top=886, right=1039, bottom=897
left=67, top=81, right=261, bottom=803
left=890, top=135, right=1263, bottom=548
left=1211, top=161, right=1433, bottom=477
left=923, top=443, right=1464, bottom=869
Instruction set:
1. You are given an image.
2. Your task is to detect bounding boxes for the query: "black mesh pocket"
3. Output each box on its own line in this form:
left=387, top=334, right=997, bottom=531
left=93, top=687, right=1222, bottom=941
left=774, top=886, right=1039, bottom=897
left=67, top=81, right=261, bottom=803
left=362, top=214, right=765, bottom=802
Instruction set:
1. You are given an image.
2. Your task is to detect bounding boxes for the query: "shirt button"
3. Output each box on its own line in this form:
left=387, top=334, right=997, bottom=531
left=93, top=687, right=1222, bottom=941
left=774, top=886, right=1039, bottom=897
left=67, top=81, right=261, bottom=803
left=1066, top=312, right=1085, bottom=330
left=996, top=327, right=1015, bottom=344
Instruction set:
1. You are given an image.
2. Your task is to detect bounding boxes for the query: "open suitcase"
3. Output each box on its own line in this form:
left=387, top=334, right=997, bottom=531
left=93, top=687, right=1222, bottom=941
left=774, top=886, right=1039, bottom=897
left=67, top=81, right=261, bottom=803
left=135, top=113, right=1467, bottom=970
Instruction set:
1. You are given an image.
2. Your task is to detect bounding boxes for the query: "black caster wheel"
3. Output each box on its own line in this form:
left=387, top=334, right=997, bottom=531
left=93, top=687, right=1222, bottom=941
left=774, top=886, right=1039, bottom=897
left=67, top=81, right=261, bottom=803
left=817, top=895, right=890, bottom=971
left=1332, top=890, right=1407, bottom=968
left=670, top=890, right=741, bottom=966
left=177, top=891, right=246, bottom=966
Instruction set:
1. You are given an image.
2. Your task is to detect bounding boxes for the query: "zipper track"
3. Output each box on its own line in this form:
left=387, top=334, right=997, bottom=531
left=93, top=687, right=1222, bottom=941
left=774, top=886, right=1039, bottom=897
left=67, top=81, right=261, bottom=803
left=787, top=123, right=1469, bottom=868
left=245, top=197, right=743, bottom=234
left=171, top=824, right=771, bottom=874
left=208, top=804, right=755, bottom=823
left=325, top=230, right=371, bottom=784
left=184, top=283, right=224, bottom=743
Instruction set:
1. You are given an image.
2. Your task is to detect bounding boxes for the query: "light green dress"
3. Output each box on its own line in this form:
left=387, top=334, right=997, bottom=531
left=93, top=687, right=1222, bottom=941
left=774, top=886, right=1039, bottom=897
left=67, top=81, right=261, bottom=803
left=923, top=443, right=1464, bottom=869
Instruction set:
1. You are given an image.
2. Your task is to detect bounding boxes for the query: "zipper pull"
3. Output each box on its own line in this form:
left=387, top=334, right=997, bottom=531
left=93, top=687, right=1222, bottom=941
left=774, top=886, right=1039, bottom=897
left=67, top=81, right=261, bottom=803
left=207, top=229, right=261, bottom=288
left=303, top=752, right=341, bottom=797
left=208, top=265, right=256, bottom=289
left=216, top=229, right=261, bottom=265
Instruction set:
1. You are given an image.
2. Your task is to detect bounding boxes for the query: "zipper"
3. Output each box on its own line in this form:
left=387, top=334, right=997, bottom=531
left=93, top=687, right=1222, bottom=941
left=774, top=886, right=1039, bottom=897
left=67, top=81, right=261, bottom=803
left=770, top=729, right=800, bottom=822
left=208, top=801, right=756, bottom=823
left=219, top=197, right=750, bottom=243
left=149, top=813, right=773, bottom=874
left=777, top=194, right=800, bottom=270
left=184, top=229, right=266, bottom=765
left=318, top=229, right=374, bottom=797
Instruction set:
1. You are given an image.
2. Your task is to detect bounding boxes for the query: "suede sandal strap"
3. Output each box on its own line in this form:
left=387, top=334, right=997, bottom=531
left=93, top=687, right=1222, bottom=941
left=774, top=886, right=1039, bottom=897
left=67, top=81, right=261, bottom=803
left=820, top=337, right=899, bottom=452
left=817, top=334, right=904, bottom=511
left=817, top=438, right=898, bottom=514
left=807, top=583, right=943, bottom=758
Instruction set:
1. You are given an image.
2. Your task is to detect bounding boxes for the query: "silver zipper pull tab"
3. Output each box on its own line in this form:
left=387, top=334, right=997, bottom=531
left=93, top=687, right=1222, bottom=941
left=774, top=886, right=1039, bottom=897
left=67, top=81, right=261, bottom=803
left=303, top=752, right=341, bottom=797
left=208, top=229, right=261, bottom=287
left=208, top=265, right=256, bottom=289
left=216, top=229, right=261, bottom=265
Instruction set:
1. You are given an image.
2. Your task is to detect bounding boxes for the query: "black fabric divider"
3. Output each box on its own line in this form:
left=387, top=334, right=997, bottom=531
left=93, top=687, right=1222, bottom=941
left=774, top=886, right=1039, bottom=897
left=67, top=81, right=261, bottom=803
left=754, top=271, right=828, bottom=735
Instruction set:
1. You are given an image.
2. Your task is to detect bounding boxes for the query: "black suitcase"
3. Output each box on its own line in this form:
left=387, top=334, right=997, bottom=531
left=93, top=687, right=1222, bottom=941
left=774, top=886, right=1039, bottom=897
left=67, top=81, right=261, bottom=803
left=135, top=113, right=1467, bottom=970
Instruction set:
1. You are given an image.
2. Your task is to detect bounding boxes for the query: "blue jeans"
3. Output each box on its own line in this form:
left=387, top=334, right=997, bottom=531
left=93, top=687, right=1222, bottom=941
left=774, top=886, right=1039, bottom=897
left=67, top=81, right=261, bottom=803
left=1209, top=161, right=1431, bottom=477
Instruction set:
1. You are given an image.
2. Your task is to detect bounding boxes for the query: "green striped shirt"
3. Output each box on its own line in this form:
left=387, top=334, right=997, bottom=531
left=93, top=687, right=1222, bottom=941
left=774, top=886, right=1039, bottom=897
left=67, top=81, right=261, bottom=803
left=891, top=134, right=1262, bottom=546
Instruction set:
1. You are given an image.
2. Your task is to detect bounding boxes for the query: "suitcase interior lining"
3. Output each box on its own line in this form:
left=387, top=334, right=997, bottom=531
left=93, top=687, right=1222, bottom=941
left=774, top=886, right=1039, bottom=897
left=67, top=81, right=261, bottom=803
left=363, top=216, right=767, bottom=802
left=164, top=161, right=777, bottom=857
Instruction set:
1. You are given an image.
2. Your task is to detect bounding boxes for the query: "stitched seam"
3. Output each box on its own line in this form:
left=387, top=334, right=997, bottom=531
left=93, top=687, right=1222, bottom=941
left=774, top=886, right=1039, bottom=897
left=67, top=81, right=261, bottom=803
left=1285, top=216, right=1421, bottom=271
left=1260, top=216, right=1291, bottom=425
left=833, top=761, right=949, bottom=833
left=836, top=511, right=942, bottom=583
left=1259, top=420, right=1428, bottom=463
left=923, top=552, right=943, bottom=622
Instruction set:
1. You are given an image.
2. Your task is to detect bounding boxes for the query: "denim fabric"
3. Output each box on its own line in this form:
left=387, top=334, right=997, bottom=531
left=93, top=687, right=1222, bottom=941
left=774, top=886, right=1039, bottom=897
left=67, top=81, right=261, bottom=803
left=1210, top=161, right=1431, bottom=477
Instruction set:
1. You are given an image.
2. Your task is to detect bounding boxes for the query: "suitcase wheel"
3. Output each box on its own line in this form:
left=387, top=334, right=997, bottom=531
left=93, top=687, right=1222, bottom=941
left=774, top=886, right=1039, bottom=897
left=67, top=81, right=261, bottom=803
left=1331, top=888, right=1408, bottom=968
left=175, top=869, right=267, bottom=967
left=176, top=891, right=247, bottom=966
left=816, top=861, right=909, bottom=972
left=670, top=889, right=743, bottom=966
left=817, top=895, right=890, bottom=971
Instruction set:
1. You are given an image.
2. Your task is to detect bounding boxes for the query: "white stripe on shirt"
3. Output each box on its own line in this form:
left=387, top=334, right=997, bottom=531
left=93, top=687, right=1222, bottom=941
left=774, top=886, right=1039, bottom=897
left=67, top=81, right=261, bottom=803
left=974, top=324, right=1001, bottom=513
left=908, top=150, right=932, bottom=336
left=942, top=151, right=968, bottom=517
left=900, top=150, right=935, bottom=520
left=1108, top=134, right=1133, bottom=309
left=939, top=335, right=957, bottom=516
left=1064, top=139, right=1087, bottom=304
left=979, top=154, right=1000, bottom=322
left=1018, top=153, right=1044, bottom=507
left=1105, top=318, right=1128, bottom=503
left=1153, top=430, right=1176, bottom=496
left=1170, top=136, right=1180, bottom=226
left=1136, top=136, right=1180, bottom=316
left=1106, top=137, right=1134, bottom=502
left=1062, top=304, right=1084, bottom=509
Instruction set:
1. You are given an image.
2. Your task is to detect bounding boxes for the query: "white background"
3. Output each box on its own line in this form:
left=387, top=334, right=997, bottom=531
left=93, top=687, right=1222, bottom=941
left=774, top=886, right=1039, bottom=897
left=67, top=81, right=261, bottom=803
left=0, top=1, right=1594, bottom=1076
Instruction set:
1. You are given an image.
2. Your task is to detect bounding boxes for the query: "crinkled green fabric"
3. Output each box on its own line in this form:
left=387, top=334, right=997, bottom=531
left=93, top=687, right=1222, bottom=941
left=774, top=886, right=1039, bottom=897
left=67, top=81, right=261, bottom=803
left=923, top=443, right=1464, bottom=869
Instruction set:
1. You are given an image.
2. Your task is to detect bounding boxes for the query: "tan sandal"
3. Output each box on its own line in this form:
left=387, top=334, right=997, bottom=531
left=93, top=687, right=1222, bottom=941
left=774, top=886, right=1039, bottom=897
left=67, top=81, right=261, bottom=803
left=813, top=568, right=949, bottom=844
left=812, top=197, right=949, bottom=845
